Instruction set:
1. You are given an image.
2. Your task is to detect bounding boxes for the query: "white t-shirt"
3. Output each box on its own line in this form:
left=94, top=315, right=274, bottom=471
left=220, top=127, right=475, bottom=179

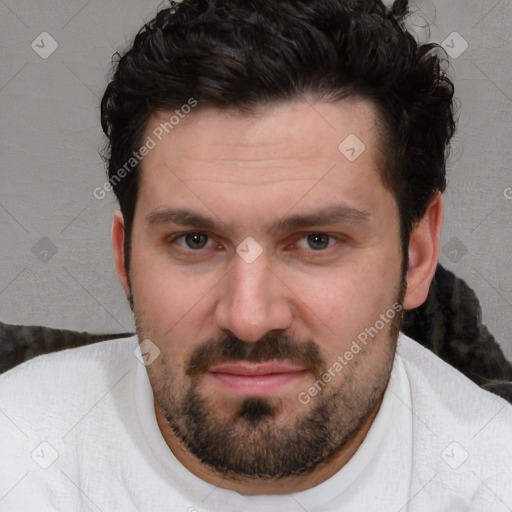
left=0, top=332, right=510, bottom=511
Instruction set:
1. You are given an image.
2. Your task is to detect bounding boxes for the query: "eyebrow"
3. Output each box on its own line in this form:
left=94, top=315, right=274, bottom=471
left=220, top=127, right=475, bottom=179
left=147, top=209, right=225, bottom=231
left=270, top=206, right=371, bottom=233
left=146, top=205, right=371, bottom=233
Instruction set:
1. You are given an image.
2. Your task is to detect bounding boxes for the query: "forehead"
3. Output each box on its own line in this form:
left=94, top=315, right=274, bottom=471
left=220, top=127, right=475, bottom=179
left=136, top=99, right=391, bottom=224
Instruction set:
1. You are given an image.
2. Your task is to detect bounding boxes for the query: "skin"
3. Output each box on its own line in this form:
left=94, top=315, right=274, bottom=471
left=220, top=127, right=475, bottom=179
left=112, top=99, right=443, bottom=495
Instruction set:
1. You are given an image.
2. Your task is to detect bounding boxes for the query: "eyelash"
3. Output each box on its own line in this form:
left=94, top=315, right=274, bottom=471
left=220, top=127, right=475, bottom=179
left=169, top=232, right=343, bottom=254
left=172, top=232, right=219, bottom=251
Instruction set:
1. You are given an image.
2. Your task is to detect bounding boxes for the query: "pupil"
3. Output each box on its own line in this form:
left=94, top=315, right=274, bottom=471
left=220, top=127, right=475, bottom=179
left=186, top=233, right=207, bottom=249
left=308, top=233, right=328, bottom=250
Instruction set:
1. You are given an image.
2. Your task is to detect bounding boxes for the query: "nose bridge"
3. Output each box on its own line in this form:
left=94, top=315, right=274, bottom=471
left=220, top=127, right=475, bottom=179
left=215, top=251, right=292, bottom=341
left=231, top=254, right=272, bottom=315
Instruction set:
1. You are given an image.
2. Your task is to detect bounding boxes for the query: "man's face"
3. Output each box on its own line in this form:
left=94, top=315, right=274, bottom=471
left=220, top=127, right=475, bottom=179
left=125, top=99, right=405, bottom=479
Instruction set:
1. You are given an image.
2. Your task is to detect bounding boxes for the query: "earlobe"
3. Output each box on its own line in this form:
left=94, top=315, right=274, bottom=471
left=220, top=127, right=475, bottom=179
left=403, top=192, right=443, bottom=310
left=112, top=211, right=131, bottom=298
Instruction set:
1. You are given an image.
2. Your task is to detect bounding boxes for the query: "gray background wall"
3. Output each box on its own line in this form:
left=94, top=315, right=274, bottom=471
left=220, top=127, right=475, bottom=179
left=1, top=0, right=511, bottom=360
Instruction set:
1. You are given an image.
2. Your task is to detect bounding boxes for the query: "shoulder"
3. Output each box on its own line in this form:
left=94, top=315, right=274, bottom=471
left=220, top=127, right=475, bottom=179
left=0, top=336, right=141, bottom=509
left=0, top=335, right=140, bottom=446
left=0, top=335, right=139, bottom=401
left=396, top=332, right=512, bottom=427
left=395, top=332, right=512, bottom=501
left=396, top=331, right=512, bottom=416
left=397, top=333, right=512, bottom=468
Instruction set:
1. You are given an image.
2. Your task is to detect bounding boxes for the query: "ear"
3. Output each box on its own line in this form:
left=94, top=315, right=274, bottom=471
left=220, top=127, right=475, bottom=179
left=403, top=191, right=443, bottom=310
left=112, top=211, right=131, bottom=298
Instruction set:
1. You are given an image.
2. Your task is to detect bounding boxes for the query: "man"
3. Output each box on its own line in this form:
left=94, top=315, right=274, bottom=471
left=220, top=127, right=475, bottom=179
left=1, top=0, right=511, bottom=510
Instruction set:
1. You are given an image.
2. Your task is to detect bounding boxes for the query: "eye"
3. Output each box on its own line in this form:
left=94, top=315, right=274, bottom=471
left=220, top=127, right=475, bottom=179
left=174, top=232, right=215, bottom=250
left=295, top=233, right=337, bottom=251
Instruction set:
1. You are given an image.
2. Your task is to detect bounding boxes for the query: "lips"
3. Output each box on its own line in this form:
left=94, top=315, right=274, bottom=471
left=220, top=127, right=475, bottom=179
left=209, top=362, right=306, bottom=376
left=207, top=362, right=309, bottom=396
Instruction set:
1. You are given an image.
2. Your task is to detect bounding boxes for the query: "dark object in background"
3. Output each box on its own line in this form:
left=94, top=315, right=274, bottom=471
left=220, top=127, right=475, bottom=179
left=1, top=264, right=511, bottom=403
left=0, top=323, right=132, bottom=374
left=401, top=265, right=512, bottom=403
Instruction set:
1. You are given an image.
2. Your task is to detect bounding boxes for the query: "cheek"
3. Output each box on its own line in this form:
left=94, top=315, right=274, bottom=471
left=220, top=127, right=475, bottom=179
left=288, top=253, right=400, bottom=340
left=129, top=247, right=217, bottom=339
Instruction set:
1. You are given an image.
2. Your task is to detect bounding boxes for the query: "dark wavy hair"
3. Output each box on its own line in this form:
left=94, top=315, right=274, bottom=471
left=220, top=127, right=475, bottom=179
left=101, top=0, right=457, bottom=273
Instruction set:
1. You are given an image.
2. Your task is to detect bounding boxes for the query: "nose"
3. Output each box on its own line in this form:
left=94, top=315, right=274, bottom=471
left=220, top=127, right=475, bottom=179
left=214, top=252, right=293, bottom=342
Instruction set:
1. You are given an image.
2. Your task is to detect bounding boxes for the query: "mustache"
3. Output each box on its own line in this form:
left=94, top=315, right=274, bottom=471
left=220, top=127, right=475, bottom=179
left=186, top=332, right=326, bottom=380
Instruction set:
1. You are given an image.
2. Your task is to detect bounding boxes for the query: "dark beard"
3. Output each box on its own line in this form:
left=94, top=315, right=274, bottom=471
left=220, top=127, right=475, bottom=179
left=150, top=320, right=400, bottom=479
left=155, top=369, right=389, bottom=479
left=143, top=276, right=406, bottom=479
